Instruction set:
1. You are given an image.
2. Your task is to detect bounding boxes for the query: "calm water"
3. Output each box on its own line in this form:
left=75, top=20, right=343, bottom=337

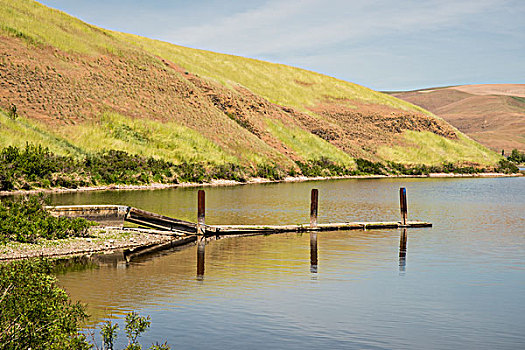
left=53, top=177, right=525, bottom=350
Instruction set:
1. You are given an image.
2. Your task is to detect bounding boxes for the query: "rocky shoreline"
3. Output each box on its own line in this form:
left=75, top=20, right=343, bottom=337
left=0, top=227, right=188, bottom=261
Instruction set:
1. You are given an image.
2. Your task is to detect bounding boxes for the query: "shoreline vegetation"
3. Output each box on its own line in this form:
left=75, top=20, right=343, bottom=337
left=0, top=196, right=171, bottom=348
left=0, top=144, right=522, bottom=196
left=0, top=258, right=171, bottom=349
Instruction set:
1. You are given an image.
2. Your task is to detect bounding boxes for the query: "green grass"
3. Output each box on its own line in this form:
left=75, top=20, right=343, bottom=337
left=115, top=32, right=429, bottom=114
left=56, top=112, right=238, bottom=164
left=0, top=0, right=121, bottom=55
left=0, top=110, right=83, bottom=156
left=0, top=110, right=238, bottom=165
left=377, top=131, right=501, bottom=166
left=266, top=119, right=354, bottom=166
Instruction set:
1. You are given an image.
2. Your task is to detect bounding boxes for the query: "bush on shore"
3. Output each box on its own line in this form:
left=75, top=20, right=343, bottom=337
left=0, top=259, right=171, bottom=350
left=496, top=159, right=519, bottom=174
left=0, top=259, right=90, bottom=350
left=508, top=149, right=525, bottom=164
left=0, top=195, right=94, bottom=244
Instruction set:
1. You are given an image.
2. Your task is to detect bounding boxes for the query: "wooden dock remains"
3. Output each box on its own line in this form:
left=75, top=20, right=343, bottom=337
left=48, top=187, right=432, bottom=237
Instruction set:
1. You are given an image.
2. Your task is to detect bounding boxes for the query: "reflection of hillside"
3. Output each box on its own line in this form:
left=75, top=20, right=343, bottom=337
left=57, top=229, right=397, bottom=325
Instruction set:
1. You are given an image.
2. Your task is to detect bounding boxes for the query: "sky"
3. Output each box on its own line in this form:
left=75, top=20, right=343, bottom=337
left=39, top=0, right=524, bottom=91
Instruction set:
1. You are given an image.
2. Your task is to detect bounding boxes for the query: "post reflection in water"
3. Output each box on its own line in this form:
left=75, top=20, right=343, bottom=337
left=310, top=232, right=318, bottom=273
left=399, top=229, right=407, bottom=273
left=196, top=240, right=205, bottom=279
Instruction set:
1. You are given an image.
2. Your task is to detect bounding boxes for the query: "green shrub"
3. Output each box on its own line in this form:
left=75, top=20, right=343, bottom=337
left=0, top=195, right=94, bottom=244
left=8, top=104, right=18, bottom=120
left=0, top=259, right=90, bottom=350
left=254, top=163, right=287, bottom=180
left=0, top=143, right=513, bottom=192
left=295, top=157, right=353, bottom=177
left=354, top=158, right=386, bottom=175
left=496, top=159, right=519, bottom=174
left=508, top=149, right=525, bottom=164
left=0, top=259, right=171, bottom=350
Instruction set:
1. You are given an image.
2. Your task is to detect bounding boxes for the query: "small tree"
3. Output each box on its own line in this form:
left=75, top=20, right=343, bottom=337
left=93, top=313, right=170, bottom=350
left=508, top=149, right=525, bottom=164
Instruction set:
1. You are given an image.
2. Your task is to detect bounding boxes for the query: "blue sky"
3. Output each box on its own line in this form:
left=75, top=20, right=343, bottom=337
left=39, top=0, right=524, bottom=91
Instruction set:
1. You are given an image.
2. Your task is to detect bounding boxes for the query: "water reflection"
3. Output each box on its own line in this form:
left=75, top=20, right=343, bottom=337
left=310, top=232, right=318, bottom=273
left=197, top=240, right=205, bottom=279
left=399, top=228, right=407, bottom=273
left=53, top=177, right=525, bottom=350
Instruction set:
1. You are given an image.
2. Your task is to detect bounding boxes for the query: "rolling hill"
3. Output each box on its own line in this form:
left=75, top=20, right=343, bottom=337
left=391, top=84, right=525, bottom=153
left=0, top=0, right=500, bottom=174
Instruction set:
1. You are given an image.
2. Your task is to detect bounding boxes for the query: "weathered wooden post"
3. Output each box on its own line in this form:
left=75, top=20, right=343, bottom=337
left=399, top=187, right=408, bottom=226
left=310, top=232, right=318, bottom=273
left=197, top=190, right=205, bottom=239
left=310, top=189, right=318, bottom=228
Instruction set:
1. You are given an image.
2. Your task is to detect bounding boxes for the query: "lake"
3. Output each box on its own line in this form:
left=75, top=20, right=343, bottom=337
left=53, top=177, right=525, bottom=350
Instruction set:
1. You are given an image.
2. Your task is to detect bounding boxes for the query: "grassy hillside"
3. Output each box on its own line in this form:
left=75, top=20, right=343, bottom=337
left=0, top=0, right=502, bottom=179
left=392, top=84, right=525, bottom=153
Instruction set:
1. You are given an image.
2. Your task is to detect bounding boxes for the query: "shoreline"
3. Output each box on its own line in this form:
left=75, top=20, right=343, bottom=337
left=1, top=171, right=522, bottom=261
left=0, top=227, right=188, bottom=262
left=1, top=172, right=522, bottom=196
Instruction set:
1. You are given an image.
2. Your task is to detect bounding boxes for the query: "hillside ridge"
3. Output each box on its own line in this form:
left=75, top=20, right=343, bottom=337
left=392, top=84, right=525, bottom=152
left=0, top=0, right=500, bottom=169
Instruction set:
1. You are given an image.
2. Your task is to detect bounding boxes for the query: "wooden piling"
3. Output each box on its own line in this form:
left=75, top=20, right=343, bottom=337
left=197, top=190, right=205, bottom=236
left=310, top=189, right=318, bottom=228
left=399, top=187, right=408, bottom=226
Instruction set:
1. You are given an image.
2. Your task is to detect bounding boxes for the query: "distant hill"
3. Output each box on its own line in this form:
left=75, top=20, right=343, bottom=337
left=391, top=84, right=525, bottom=153
left=0, top=0, right=499, bottom=169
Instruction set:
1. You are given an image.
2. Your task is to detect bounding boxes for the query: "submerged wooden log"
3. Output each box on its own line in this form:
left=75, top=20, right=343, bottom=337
left=212, top=221, right=431, bottom=235
left=126, top=207, right=196, bottom=233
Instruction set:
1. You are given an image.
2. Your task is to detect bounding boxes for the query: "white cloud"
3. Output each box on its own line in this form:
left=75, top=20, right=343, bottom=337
left=163, top=0, right=508, bottom=56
